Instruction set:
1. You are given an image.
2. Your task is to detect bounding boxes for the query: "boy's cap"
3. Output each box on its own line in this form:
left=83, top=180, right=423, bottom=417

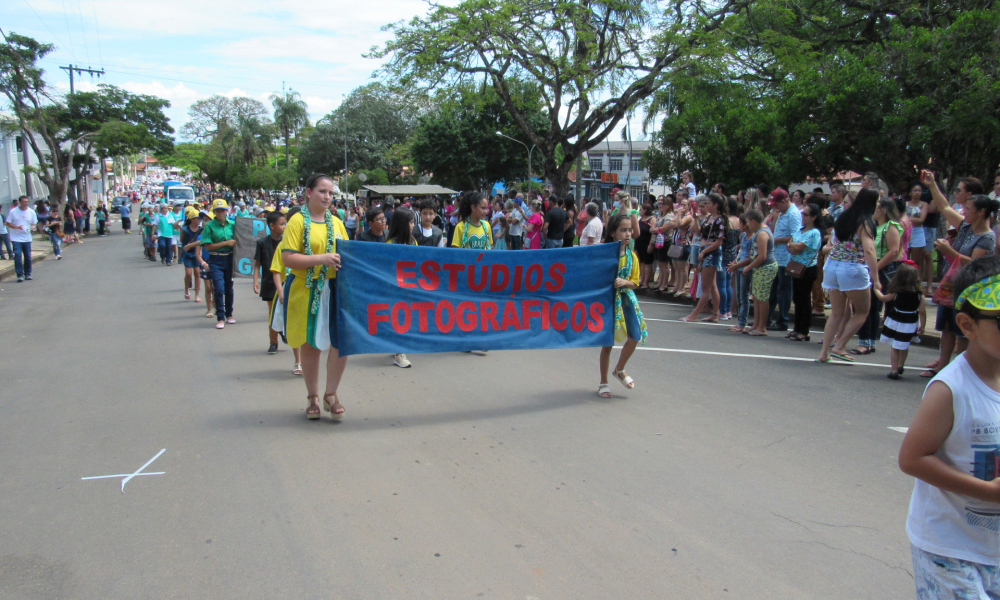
left=212, top=199, right=229, bottom=212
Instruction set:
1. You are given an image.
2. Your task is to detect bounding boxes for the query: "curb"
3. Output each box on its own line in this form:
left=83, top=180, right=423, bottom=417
left=0, top=235, right=58, bottom=282
left=635, top=288, right=943, bottom=350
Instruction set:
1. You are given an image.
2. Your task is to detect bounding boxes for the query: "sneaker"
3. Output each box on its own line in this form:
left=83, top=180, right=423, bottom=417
left=267, top=343, right=278, bottom=355
left=24, top=275, right=32, bottom=280
left=56, top=255, right=62, bottom=260
left=394, top=353, right=412, bottom=368
left=215, top=321, right=225, bottom=329
left=226, top=317, right=236, bottom=324
left=17, top=276, right=24, bottom=282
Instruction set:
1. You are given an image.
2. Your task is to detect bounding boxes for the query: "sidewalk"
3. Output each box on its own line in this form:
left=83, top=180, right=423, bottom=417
left=0, top=234, right=58, bottom=282
left=637, top=286, right=944, bottom=350
left=0, top=217, right=121, bottom=282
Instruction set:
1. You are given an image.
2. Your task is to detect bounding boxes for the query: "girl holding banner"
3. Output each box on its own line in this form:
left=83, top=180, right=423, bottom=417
left=278, top=174, right=350, bottom=420
left=598, top=214, right=649, bottom=398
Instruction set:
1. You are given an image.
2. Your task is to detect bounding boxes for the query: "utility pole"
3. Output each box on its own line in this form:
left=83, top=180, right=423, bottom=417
left=59, top=64, right=105, bottom=94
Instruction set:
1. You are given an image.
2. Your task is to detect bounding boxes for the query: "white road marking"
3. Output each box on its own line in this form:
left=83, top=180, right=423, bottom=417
left=81, top=448, right=167, bottom=493
left=634, top=346, right=900, bottom=369
left=644, top=316, right=826, bottom=336
left=888, top=427, right=909, bottom=433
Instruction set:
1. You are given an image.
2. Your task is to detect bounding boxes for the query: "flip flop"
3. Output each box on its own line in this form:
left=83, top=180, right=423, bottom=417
left=830, top=352, right=855, bottom=362
left=919, top=369, right=938, bottom=378
left=747, top=331, right=767, bottom=336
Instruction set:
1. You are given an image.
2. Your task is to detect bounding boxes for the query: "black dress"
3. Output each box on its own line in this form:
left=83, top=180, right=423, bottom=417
left=636, top=218, right=654, bottom=265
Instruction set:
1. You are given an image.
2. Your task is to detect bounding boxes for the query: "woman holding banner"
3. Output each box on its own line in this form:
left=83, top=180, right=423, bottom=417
left=278, top=174, right=350, bottom=420
left=598, top=214, right=648, bottom=398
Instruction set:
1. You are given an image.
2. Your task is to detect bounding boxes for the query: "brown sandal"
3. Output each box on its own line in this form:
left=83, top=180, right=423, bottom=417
left=306, top=395, right=320, bottom=420
left=323, top=393, right=345, bottom=420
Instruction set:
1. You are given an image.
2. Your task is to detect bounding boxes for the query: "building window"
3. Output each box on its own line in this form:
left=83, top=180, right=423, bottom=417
left=630, top=158, right=642, bottom=171
left=609, top=157, right=623, bottom=171
left=629, top=186, right=643, bottom=198
left=589, top=157, right=603, bottom=171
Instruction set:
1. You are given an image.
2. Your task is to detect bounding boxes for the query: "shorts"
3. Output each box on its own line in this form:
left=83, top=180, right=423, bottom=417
left=911, top=544, right=1000, bottom=600
left=689, top=244, right=701, bottom=266
left=935, top=305, right=965, bottom=337
left=909, top=225, right=926, bottom=248
left=171, top=235, right=180, bottom=247
left=199, top=263, right=212, bottom=280
left=751, top=263, right=779, bottom=301
left=182, top=255, right=198, bottom=269
left=671, top=245, right=690, bottom=262
left=822, top=259, right=871, bottom=292
left=923, top=226, right=938, bottom=251
left=701, top=247, right=723, bottom=270
left=654, top=244, right=672, bottom=263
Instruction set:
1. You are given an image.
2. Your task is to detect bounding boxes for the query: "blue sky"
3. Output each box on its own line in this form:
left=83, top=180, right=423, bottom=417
left=4, top=0, right=431, bottom=139
left=4, top=0, right=644, bottom=145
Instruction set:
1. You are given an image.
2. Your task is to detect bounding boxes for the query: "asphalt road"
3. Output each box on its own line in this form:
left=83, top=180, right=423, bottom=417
left=0, top=231, right=934, bottom=599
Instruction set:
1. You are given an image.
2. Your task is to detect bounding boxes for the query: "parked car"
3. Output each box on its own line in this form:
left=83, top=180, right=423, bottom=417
left=110, top=196, right=130, bottom=213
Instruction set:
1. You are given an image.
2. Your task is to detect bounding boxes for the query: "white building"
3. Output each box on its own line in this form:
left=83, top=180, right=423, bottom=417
left=581, top=141, right=652, bottom=205
left=0, top=134, right=48, bottom=207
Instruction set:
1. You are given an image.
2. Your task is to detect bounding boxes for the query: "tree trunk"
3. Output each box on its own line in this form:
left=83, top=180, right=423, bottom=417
left=19, top=136, right=34, bottom=198
left=285, top=132, right=291, bottom=170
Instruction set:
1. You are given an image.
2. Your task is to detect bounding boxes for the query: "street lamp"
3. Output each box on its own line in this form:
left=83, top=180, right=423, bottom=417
left=496, top=131, right=536, bottom=194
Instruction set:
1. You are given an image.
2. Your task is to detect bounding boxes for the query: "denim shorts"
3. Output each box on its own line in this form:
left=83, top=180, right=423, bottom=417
left=701, top=247, right=723, bottom=270
left=182, top=254, right=198, bottom=269
left=689, top=244, right=701, bottom=266
left=822, top=259, right=871, bottom=292
left=923, top=226, right=937, bottom=250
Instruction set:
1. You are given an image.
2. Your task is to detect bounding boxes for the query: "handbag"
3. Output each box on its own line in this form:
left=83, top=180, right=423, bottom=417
left=667, top=244, right=684, bottom=259
left=932, top=256, right=962, bottom=308
left=786, top=260, right=806, bottom=278
left=654, top=233, right=666, bottom=249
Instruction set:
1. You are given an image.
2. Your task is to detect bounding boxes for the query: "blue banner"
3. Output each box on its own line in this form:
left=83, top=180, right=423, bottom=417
left=335, top=241, right=618, bottom=356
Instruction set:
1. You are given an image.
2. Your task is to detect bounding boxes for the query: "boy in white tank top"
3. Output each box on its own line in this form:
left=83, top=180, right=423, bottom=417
left=900, top=255, right=1000, bottom=598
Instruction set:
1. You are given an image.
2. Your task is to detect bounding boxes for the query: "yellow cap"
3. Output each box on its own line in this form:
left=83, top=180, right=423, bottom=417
left=212, top=199, right=229, bottom=211
left=280, top=207, right=288, bottom=214
left=185, top=207, right=200, bottom=219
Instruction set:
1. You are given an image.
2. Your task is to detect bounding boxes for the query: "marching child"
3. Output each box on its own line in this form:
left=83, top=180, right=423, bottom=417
left=899, top=255, right=1000, bottom=598
left=270, top=207, right=302, bottom=375
left=180, top=209, right=204, bottom=302
left=254, top=211, right=287, bottom=354
left=874, top=260, right=926, bottom=379
left=598, top=213, right=648, bottom=398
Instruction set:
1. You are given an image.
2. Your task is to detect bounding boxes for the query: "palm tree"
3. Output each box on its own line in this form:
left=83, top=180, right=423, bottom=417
left=270, top=91, right=309, bottom=169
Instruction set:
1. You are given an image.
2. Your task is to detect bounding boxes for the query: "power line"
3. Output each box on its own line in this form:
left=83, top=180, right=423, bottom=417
left=90, top=0, right=103, bottom=66
left=19, top=0, right=71, bottom=53
left=75, top=0, right=90, bottom=64
left=58, top=0, right=77, bottom=61
left=37, top=58, right=345, bottom=91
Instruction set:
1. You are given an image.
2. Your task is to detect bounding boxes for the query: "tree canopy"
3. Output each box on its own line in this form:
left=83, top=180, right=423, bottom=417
left=299, top=83, right=421, bottom=183
left=372, top=0, right=750, bottom=195
left=642, top=0, right=1000, bottom=192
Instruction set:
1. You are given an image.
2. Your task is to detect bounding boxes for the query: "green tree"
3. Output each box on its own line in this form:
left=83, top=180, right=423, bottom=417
left=643, top=1, right=1000, bottom=192
left=409, top=83, right=548, bottom=191
left=299, top=83, right=420, bottom=182
left=0, top=32, right=80, bottom=208
left=371, top=0, right=750, bottom=196
left=270, top=90, right=309, bottom=170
